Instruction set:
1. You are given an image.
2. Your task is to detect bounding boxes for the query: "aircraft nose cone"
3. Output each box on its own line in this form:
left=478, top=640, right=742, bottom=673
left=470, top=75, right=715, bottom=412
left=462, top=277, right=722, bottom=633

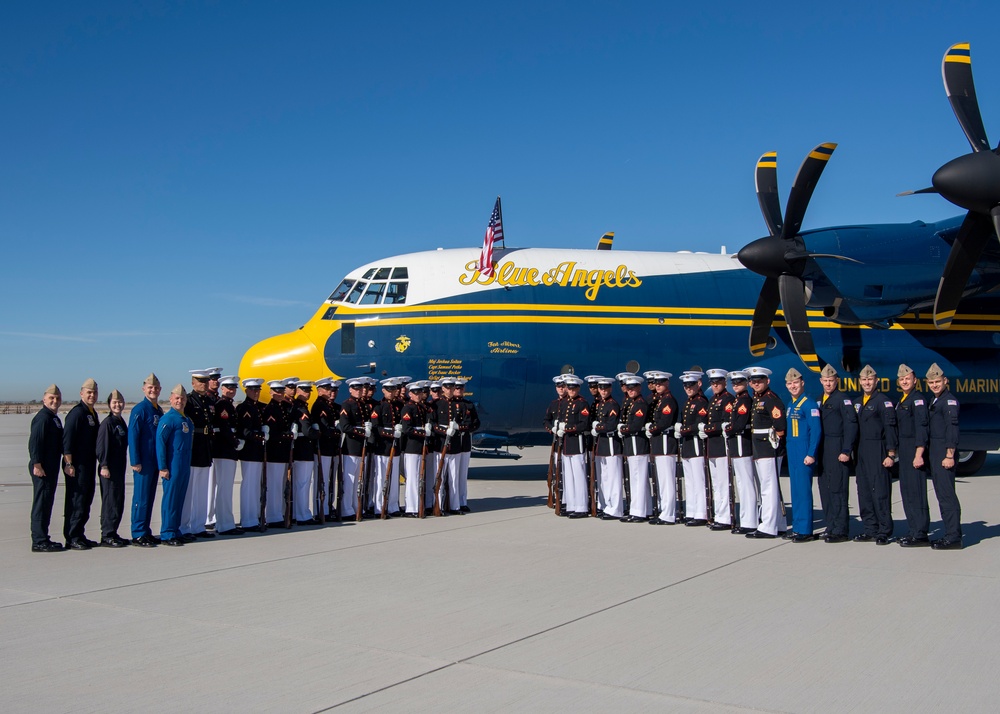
left=239, top=330, right=323, bottom=397
left=932, top=151, right=1000, bottom=214
left=737, top=237, right=795, bottom=278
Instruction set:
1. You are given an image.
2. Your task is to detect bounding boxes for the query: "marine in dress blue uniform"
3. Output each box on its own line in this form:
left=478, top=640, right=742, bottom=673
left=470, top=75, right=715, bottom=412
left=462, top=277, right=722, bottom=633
left=236, top=378, right=266, bottom=530
left=724, top=371, right=758, bottom=534
left=925, top=363, right=963, bottom=549
left=816, top=365, right=857, bottom=543
left=129, top=373, right=164, bottom=546
left=557, top=375, right=590, bottom=518
left=704, top=368, right=735, bottom=530
left=182, top=369, right=216, bottom=539
left=591, top=377, right=624, bottom=519
left=618, top=374, right=651, bottom=522
left=678, top=371, right=709, bottom=525
left=28, top=384, right=65, bottom=552
left=895, top=364, right=931, bottom=547
left=211, top=375, right=243, bottom=535
left=746, top=367, right=787, bottom=539
left=645, top=371, right=679, bottom=524
left=853, top=365, right=898, bottom=545
left=157, top=385, right=194, bottom=546
left=784, top=368, right=820, bottom=542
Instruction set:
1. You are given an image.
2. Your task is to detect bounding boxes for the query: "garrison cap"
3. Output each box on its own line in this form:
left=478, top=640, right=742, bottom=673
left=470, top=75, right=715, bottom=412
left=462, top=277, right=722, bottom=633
left=745, top=366, right=772, bottom=379
left=785, top=368, right=803, bottom=381
left=727, top=370, right=748, bottom=381
left=267, top=380, right=286, bottom=390
left=108, top=388, right=124, bottom=402
left=170, top=384, right=187, bottom=397
left=562, top=375, right=584, bottom=387
left=242, top=378, right=264, bottom=389
left=897, top=364, right=915, bottom=378
left=44, top=384, right=61, bottom=397
left=189, top=369, right=211, bottom=379
left=143, top=373, right=161, bottom=387
left=622, top=375, right=644, bottom=386
left=858, top=364, right=877, bottom=378
left=219, top=375, right=239, bottom=387
left=926, top=363, right=945, bottom=380
left=81, top=378, right=98, bottom=391
left=706, top=368, right=728, bottom=381
left=820, top=364, right=839, bottom=378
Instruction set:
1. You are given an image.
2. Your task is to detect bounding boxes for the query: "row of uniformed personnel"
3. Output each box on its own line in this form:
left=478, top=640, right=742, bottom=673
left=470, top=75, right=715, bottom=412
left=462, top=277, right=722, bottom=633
left=543, top=361, right=963, bottom=549
left=27, top=370, right=480, bottom=552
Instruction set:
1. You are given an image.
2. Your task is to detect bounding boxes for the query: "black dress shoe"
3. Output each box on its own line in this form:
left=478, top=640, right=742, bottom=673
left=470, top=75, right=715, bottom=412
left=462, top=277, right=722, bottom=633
left=708, top=522, right=731, bottom=531
left=599, top=513, right=620, bottom=521
left=67, top=539, right=91, bottom=551
left=684, top=519, right=707, bottom=527
left=567, top=512, right=588, bottom=519
left=162, top=538, right=184, bottom=546
left=460, top=505, right=471, bottom=513
left=101, top=537, right=126, bottom=548
left=745, top=530, right=776, bottom=539
left=448, top=509, right=463, bottom=515
left=731, top=527, right=755, bottom=535
left=205, top=523, right=216, bottom=532
left=648, top=517, right=665, bottom=525
left=31, top=541, right=63, bottom=553
left=898, top=536, right=931, bottom=548
left=218, top=528, right=243, bottom=536
left=824, top=534, right=848, bottom=543
left=132, top=536, right=157, bottom=547
left=621, top=515, right=647, bottom=523
left=179, top=533, right=196, bottom=543
left=852, top=533, right=875, bottom=543
left=931, top=538, right=963, bottom=550
left=267, top=521, right=283, bottom=529
left=112, top=535, right=131, bottom=546
left=195, top=531, right=216, bottom=539
left=875, top=535, right=891, bottom=545
left=402, top=512, right=418, bottom=518
left=149, top=535, right=161, bottom=544
left=791, top=533, right=815, bottom=543
left=82, top=538, right=101, bottom=548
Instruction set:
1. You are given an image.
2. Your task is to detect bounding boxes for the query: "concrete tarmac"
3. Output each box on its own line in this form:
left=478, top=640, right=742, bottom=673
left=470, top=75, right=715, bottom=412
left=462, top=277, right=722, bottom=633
left=2, top=412, right=999, bottom=712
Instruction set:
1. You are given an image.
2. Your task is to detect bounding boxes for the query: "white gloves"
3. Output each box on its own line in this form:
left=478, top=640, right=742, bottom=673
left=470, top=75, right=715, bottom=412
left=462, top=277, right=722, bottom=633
left=447, top=420, right=458, bottom=437
left=556, top=422, right=565, bottom=438
left=262, top=425, right=270, bottom=442
left=364, top=421, right=372, bottom=439
left=616, top=423, right=626, bottom=437
left=697, top=423, right=707, bottom=440
left=721, top=421, right=730, bottom=435
left=393, top=424, right=402, bottom=439
left=673, top=423, right=682, bottom=439
left=591, top=423, right=599, bottom=437
left=423, top=423, right=432, bottom=437
left=291, top=423, right=300, bottom=438
left=768, top=427, right=780, bottom=449
left=235, top=439, right=245, bottom=451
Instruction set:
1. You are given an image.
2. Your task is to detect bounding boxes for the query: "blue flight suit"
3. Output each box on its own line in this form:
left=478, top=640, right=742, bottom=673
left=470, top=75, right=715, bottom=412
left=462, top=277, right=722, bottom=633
left=129, top=397, right=164, bottom=539
left=786, top=395, right=821, bottom=535
left=156, top=408, right=193, bottom=541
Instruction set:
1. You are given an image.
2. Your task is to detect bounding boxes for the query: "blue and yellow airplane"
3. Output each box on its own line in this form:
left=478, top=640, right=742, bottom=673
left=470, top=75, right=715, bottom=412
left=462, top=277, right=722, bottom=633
left=240, top=43, right=1000, bottom=474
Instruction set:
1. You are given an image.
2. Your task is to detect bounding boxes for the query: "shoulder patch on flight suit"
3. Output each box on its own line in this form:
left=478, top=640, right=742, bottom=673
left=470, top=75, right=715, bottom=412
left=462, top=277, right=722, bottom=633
left=914, top=399, right=924, bottom=406
left=947, top=400, right=957, bottom=406
left=811, top=409, right=820, bottom=417
left=771, top=406, right=782, bottom=419
left=884, top=401, right=893, bottom=408
left=843, top=399, right=852, bottom=406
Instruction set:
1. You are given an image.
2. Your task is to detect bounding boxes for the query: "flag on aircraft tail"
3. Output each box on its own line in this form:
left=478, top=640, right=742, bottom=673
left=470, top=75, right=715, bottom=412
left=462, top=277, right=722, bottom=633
left=478, top=196, right=503, bottom=277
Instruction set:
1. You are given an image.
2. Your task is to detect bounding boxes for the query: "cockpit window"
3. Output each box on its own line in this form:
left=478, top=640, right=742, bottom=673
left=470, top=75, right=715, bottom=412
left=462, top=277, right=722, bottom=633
left=384, top=281, right=408, bottom=304
left=359, top=282, right=386, bottom=305
left=391, top=267, right=408, bottom=280
left=345, top=281, right=367, bottom=304
left=374, top=267, right=392, bottom=280
left=328, top=279, right=355, bottom=302
left=362, top=268, right=376, bottom=280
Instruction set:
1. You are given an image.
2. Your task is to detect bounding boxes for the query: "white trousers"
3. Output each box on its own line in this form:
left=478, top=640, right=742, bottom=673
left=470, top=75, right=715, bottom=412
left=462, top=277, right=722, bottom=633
left=403, top=452, right=434, bottom=513
left=561, top=453, right=587, bottom=513
left=596, top=456, right=620, bottom=517
left=440, top=453, right=460, bottom=511
left=652, top=454, right=678, bottom=522
left=458, top=450, right=471, bottom=507
left=264, top=462, right=286, bottom=523
left=732, top=456, right=759, bottom=529
left=755, top=457, right=781, bottom=535
left=239, top=460, right=263, bottom=528
left=314, top=455, right=339, bottom=517
left=708, top=456, right=731, bottom=525
left=292, top=460, right=313, bottom=521
left=682, top=457, right=707, bottom=520
left=182, top=465, right=211, bottom=535
left=373, top=454, right=401, bottom=515
left=341, top=455, right=361, bottom=518
left=206, top=462, right=217, bottom=527
left=213, top=458, right=237, bottom=532
left=626, top=454, right=650, bottom=517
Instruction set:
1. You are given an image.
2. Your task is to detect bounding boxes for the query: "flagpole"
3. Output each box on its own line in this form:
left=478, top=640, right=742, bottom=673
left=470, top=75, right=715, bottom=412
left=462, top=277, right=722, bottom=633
left=496, top=195, right=504, bottom=249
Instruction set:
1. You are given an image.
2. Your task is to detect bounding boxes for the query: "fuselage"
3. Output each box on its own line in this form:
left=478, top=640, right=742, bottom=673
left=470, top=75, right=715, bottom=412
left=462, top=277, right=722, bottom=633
left=240, top=228, right=1000, bottom=450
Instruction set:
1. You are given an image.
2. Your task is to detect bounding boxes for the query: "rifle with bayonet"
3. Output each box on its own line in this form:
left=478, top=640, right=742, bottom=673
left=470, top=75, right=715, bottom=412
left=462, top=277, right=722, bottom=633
left=433, top=425, right=454, bottom=517
left=259, top=423, right=270, bottom=532
left=381, top=433, right=398, bottom=520
left=283, top=423, right=297, bottom=529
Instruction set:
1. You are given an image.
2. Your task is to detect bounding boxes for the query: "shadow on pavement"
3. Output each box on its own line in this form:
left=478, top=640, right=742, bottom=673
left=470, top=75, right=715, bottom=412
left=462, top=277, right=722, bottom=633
left=470, top=495, right=547, bottom=513
left=957, top=520, right=1000, bottom=548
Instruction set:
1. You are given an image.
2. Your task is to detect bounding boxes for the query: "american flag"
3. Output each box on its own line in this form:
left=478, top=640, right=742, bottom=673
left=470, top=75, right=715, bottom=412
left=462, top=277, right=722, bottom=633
left=478, top=196, right=503, bottom=277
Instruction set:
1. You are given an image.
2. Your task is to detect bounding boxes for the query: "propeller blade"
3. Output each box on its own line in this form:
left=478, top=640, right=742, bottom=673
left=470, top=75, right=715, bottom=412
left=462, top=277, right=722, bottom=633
left=897, top=187, right=939, bottom=197
left=755, top=152, right=782, bottom=237
left=778, top=274, right=822, bottom=373
left=780, top=143, right=837, bottom=242
left=932, top=210, right=996, bottom=328
left=942, top=43, right=991, bottom=153
left=596, top=232, right=614, bottom=250
left=749, top=277, right=780, bottom=357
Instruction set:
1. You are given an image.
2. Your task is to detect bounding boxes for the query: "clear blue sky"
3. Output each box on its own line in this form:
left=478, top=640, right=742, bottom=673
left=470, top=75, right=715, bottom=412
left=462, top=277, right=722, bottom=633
left=1, top=1, right=995, bottom=400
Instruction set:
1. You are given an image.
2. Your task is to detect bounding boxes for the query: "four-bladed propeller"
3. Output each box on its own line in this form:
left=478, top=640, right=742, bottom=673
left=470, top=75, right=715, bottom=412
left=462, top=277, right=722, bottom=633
left=901, top=43, right=1000, bottom=328
left=736, top=144, right=837, bottom=373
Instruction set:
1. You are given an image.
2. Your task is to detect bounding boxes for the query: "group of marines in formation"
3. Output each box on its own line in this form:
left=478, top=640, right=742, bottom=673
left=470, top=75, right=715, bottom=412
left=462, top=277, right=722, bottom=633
left=543, top=361, right=964, bottom=549
left=26, top=369, right=480, bottom=552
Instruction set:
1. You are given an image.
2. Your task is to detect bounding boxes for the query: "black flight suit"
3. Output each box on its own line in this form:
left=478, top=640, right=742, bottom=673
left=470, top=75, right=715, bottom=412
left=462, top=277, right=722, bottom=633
left=62, top=401, right=100, bottom=542
left=855, top=392, right=898, bottom=539
left=29, top=406, right=63, bottom=547
left=818, top=390, right=858, bottom=538
left=896, top=391, right=930, bottom=540
left=95, top=413, right=128, bottom=540
left=928, top=389, right=962, bottom=543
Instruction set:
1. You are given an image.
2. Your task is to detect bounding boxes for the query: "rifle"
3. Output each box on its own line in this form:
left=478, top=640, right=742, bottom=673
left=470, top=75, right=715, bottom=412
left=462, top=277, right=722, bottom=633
left=723, top=424, right=737, bottom=532
left=552, top=432, right=564, bottom=516
left=381, top=435, right=397, bottom=520
left=701, top=426, right=714, bottom=524
left=316, top=447, right=326, bottom=526
left=259, top=427, right=268, bottom=533
left=433, top=430, right=452, bottom=517
left=283, top=426, right=296, bottom=529
left=546, top=434, right=557, bottom=509
left=332, top=431, right=345, bottom=522
left=356, top=426, right=369, bottom=522
left=418, top=436, right=428, bottom=519
left=649, top=449, right=661, bottom=522
left=589, top=438, right=598, bottom=517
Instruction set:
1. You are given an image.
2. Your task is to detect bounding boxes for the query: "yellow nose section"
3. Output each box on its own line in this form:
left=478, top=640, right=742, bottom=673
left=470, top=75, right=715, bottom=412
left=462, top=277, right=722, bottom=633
left=238, top=329, right=326, bottom=389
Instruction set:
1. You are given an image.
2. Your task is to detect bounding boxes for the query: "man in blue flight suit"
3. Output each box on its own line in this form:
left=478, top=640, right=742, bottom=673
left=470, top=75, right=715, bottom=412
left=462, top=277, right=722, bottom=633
left=784, top=368, right=821, bottom=542
left=157, top=384, right=194, bottom=547
left=925, top=363, right=963, bottom=550
left=853, top=364, right=898, bottom=545
left=130, top=373, right=164, bottom=547
left=895, top=364, right=931, bottom=547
